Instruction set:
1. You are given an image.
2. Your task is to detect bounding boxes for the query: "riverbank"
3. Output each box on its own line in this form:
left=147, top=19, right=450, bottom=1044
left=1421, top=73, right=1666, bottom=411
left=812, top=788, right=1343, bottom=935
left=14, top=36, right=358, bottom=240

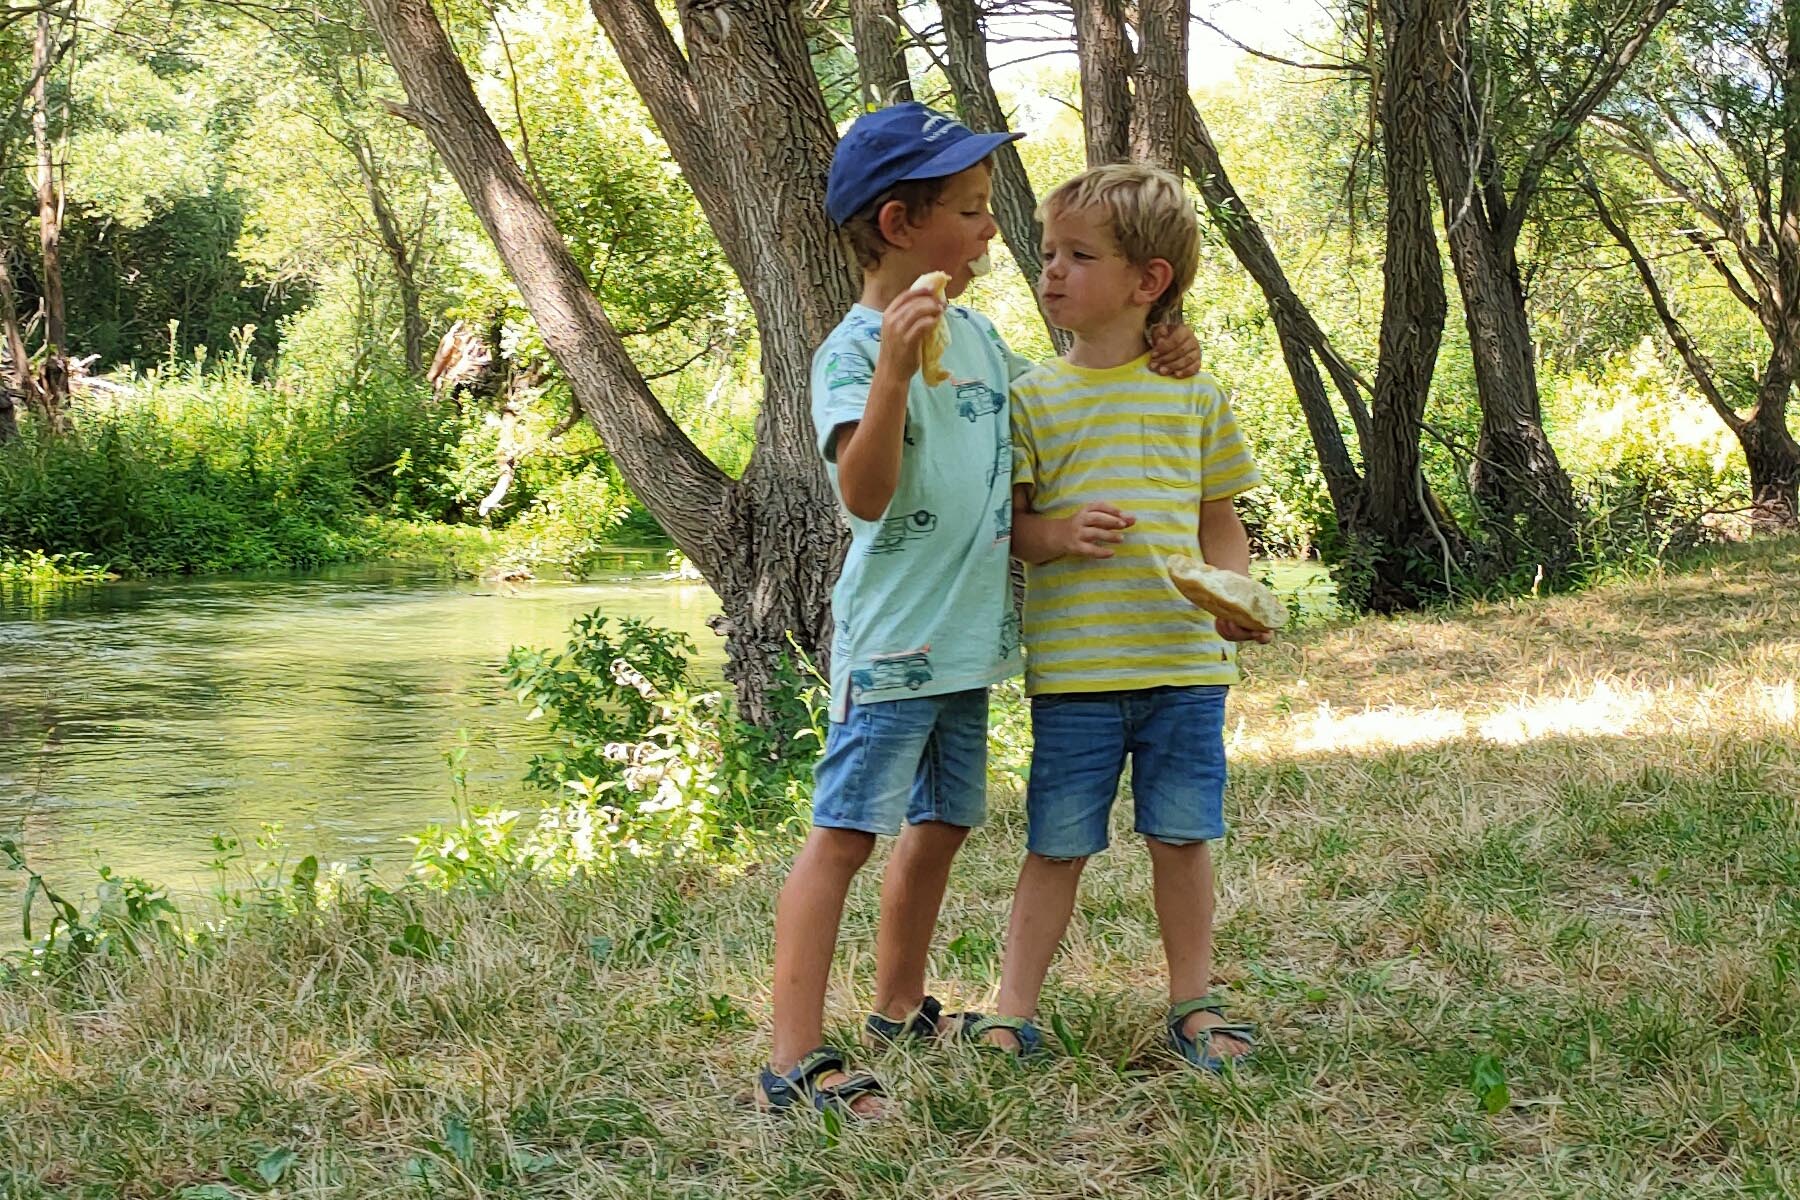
left=2, top=540, right=1797, bottom=1197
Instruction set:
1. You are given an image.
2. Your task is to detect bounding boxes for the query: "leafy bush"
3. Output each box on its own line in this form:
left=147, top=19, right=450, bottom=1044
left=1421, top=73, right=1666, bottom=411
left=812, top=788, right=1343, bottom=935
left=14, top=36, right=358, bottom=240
left=413, top=612, right=824, bottom=878
left=0, top=364, right=462, bottom=576
left=1553, top=341, right=1749, bottom=572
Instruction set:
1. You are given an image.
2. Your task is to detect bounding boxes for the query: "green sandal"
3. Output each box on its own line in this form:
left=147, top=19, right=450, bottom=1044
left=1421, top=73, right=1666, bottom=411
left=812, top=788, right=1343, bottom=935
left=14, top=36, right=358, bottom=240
left=1166, top=997, right=1254, bottom=1074
left=955, top=1012, right=1045, bottom=1058
left=758, top=1047, right=886, bottom=1117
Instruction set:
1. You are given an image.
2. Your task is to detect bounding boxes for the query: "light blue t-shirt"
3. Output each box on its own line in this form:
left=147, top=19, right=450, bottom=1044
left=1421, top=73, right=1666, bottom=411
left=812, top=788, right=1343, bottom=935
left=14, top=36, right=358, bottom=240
left=811, top=303, right=1033, bottom=721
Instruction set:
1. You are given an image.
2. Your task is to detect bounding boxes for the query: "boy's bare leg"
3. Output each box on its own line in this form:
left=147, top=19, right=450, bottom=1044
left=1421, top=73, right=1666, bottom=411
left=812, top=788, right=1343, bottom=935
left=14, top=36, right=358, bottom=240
left=872, top=819, right=970, bottom=1020
left=1145, top=837, right=1249, bottom=1059
left=770, top=825, right=885, bottom=1114
left=988, top=852, right=1089, bottom=1049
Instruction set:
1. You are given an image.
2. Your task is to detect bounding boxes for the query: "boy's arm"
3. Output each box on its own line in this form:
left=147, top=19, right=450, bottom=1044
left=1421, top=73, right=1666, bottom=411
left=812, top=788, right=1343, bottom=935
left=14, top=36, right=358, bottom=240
left=1146, top=322, right=1204, bottom=378
left=835, top=289, right=944, bottom=521
left=1198, top=497, right=1271, bottom=644
left=1012, top=484, right=1135, bottom=565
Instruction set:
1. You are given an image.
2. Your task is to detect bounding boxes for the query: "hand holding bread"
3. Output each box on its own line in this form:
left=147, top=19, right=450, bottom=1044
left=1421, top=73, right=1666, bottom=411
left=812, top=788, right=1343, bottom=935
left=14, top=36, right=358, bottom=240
left=910, top=271, right=953, bottom=386
left=1167, top=554, right=1287, bottom=636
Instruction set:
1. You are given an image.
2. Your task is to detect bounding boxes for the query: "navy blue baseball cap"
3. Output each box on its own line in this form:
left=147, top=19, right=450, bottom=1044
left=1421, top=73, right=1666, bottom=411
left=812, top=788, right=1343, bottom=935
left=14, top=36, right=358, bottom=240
left=826, top=103, right=1024, bottom=225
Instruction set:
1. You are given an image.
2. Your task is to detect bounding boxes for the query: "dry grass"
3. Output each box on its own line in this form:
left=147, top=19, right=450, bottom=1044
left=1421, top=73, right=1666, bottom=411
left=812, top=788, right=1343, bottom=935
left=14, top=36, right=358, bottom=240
left=3, top=540, right=1798, bottom=1198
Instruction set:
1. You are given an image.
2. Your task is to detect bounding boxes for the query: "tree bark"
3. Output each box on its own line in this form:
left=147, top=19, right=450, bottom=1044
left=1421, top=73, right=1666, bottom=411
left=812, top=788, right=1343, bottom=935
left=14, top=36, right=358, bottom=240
left=1743, top=347, right=1800, bottom=528
left=32, top=6, right=68, bottom=432
left=936, top=0, right=1062, bottom=345
left=1130, top=0, right=1186, bottom=171
left=1421, top=0, right=1577, bottom=578
left=1353, top=0, right=1465, bottom=607
left=1072, top=0, right=1132, bottom=166
left=849, top=0, right=912, bottom=107
left=672, top=0, right=857, bottom=707
left=368, top=0, right=851, bottom=722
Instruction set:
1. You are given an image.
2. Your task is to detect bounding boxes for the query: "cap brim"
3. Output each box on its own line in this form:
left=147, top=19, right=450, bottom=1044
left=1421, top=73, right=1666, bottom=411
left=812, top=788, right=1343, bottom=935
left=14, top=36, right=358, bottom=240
left=900, top=130, right=1025, bottom=183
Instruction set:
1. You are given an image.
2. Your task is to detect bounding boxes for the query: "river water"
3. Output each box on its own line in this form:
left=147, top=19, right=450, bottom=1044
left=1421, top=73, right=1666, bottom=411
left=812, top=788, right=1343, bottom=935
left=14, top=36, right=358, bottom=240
left=0, top=554, right=723, bottom=939
left=0, top=555, right=1330, bottom=941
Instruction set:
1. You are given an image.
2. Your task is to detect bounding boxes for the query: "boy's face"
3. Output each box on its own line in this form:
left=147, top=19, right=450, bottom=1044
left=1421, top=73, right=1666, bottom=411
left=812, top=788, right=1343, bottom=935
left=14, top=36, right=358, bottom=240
left=1038, top=205, right=1163, bottom=336
left=888, top=163, right=998, bottom=297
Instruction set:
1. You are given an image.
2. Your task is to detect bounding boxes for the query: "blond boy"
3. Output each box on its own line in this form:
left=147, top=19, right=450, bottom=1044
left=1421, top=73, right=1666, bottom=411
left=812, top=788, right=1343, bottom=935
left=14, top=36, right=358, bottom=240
left=972, top=164, right=1268, bottom=1070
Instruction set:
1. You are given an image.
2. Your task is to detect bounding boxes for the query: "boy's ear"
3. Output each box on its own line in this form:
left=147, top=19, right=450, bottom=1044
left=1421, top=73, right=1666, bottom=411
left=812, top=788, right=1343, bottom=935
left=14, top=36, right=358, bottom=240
left=877, top=199, right=917, bottom=249
left=1133, top=258, right=1175, bottom=308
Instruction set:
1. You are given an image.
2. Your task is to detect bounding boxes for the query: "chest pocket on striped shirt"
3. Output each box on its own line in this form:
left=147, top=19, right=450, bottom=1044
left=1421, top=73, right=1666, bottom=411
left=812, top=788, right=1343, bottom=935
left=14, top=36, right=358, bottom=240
left=1139, top=412, right=1201, bottom=489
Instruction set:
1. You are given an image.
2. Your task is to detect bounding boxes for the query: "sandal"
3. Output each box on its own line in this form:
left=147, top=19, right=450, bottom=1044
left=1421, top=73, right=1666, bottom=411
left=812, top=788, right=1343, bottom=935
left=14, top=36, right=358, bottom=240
left=1166, top=996, right=1255, bottom=1073
left=865, top=994, right=944, bottom=1044
left=758, top=1047, right=886, bottom=1117
left=954, top=1012, right=1045, bottom=1058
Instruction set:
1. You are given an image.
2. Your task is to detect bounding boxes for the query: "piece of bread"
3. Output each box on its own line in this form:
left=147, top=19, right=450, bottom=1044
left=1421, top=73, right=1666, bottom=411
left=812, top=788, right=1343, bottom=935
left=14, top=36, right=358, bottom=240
left=912, top=270, right=952, bottom=386
left=1167, top=554, right=1288, bottom=633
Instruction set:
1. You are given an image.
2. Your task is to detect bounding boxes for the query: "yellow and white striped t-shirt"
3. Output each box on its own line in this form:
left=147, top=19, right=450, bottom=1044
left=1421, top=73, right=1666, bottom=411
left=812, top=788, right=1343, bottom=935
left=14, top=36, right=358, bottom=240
left=1011, top=356, right=1261, bottom=696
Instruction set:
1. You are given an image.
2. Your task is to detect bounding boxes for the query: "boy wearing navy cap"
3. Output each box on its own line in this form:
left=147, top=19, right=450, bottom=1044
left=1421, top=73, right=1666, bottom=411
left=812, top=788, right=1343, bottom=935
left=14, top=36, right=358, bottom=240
left=759, top=104, right=1199, bottom=1118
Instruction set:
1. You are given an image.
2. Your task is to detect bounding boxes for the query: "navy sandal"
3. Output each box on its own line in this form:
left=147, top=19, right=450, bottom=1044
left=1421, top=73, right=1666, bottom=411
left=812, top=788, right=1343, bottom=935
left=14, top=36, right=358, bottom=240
left=1166, top=996, right=1254, bottom=1073
left=865, top=994, right=944, bottom=1044
left=758, top=1047, right=886, bottom=1117
left=955, top=1012, right=1045, bottom=1058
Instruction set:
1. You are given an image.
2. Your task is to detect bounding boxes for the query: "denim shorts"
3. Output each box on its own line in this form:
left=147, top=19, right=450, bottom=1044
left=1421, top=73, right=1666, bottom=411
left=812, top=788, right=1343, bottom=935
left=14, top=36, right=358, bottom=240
left=1025, top=685, right=1228, bottom=858
left=810, top=688, right=989, bottom=836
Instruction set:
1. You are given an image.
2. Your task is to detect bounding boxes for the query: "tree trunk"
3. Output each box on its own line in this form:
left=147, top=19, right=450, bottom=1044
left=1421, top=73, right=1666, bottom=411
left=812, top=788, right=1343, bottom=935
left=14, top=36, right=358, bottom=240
left=671, top=0, right=856, bottom=711
left=352, top=133, right=428, bottom=375
left=364, top=0, right=849, bottom=724
left=1422, top=0, right=1578, bottom=580
left=1072, top=0, right=1133, bottom=167
left=369, top=0, right=856, bottom=721
left=937, top=0, right=1063, bottom=345
left=32, top=7, right=68, bottom=432
left=0, top=244, right=36, bottom=442
left=1743, top=349, right=1800, bottom=528
left=1353, top=0, right=1464, bottom=608
left=849, top=0, right=911, bottom=107
left=1130, top=0, right=1186, bottom=171
left=1580, top=166, right=1799, bottom=533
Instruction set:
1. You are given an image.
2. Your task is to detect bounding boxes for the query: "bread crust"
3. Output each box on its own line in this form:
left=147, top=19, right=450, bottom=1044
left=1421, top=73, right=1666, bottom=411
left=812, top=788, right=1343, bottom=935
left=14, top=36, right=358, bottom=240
left=1167, top=554, right=1288, bottom=632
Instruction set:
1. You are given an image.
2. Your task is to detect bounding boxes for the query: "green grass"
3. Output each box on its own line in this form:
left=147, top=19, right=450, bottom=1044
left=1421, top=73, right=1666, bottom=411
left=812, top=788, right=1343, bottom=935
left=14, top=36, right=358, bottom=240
left=2, top=540, right=1798, bottom=1197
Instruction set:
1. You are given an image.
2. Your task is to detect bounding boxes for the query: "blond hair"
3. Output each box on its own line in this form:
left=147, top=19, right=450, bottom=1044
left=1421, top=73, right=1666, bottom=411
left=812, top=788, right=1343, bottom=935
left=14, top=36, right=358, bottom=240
left=1038, top=164, right=1198, bottom=328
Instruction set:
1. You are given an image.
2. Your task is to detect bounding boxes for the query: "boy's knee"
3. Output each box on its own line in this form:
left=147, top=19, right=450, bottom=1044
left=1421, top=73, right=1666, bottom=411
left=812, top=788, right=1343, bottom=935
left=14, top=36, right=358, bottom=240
left=806, top=826, right=878, bottom=873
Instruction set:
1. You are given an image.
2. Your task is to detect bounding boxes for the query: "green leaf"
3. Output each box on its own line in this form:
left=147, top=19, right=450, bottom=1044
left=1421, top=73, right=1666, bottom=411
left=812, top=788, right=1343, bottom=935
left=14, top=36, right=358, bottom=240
left=256, top=1147, right=297, bottom=1185
left=291, top=856, right=317, bottom=896
left=1050, top=1012, right=1084, bottom=1057
left=1471, top=1052, right=1511, bottom=1113
left=389, top=923, right=444, bottom=959
left=21, top=875, right=38, bottom=942
left=443, top=1114, right=475, bottom=1165
left=178, top=1187, right=240, bottom=1200
left=587, top=935, right=614, bottom=962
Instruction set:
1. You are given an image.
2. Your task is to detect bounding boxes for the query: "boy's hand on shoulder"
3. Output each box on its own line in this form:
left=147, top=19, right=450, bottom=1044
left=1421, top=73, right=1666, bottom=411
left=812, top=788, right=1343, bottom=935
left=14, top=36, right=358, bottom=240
left=1146, top=322, right=1203, bottom=378
left=1063, top=503, right=1135, bottom=558
left=1215, top=616, right=1274, bottom=645
left=876, top=287, right=947, bottom=382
